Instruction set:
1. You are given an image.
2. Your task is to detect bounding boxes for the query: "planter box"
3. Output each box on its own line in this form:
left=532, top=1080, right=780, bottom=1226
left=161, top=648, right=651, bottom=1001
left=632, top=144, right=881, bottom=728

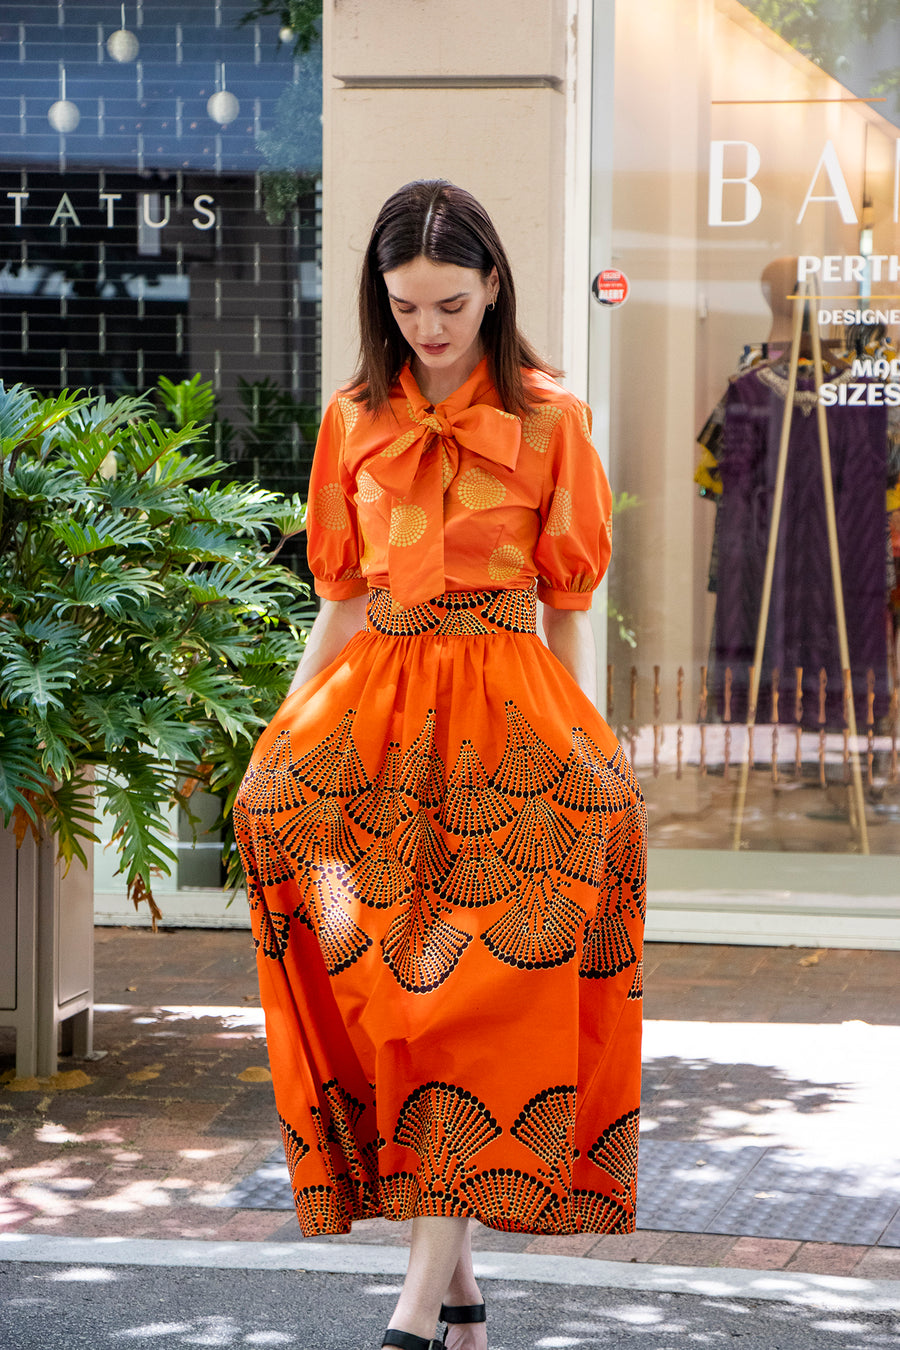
left=0, top=825, right=94, bottom=1079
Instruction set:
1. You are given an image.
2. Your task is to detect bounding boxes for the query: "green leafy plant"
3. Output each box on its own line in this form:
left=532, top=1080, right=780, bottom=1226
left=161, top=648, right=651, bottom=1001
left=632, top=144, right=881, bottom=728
left=239, top=0, right=322, bottom=56
left=742, top=0, right=900, bottom=118
left=0, top=382, right=313, bottom=921
left=157, top=374, right=318, bottom=539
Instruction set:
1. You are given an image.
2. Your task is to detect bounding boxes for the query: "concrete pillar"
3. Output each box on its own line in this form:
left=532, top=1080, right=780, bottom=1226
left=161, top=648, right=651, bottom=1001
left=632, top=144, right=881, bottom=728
left=321, top=0, right=584, bottom=398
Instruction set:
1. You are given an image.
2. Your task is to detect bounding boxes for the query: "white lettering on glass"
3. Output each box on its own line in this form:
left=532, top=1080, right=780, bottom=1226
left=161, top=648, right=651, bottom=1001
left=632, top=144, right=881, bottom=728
left=49, top=192, right=81, bottom=228
left=6, top=191, right=29, bottom=225
left=4, top=191, right=218, bottom=232
left=708, top=140, right=762, bottom=226
left=99, top=192, right=122, bottom=227
left=192, top=195, right=216, bottom=230
left=796, top=141, right=858, bottom=224
left=141, top=193, right=171, bottom=229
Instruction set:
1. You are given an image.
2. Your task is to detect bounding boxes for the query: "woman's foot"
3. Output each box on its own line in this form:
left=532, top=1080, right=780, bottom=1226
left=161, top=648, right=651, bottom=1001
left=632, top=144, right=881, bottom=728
left=382, top=1332, right=438, bottom=1350
left=440, top=1301, right=487, bottom=1350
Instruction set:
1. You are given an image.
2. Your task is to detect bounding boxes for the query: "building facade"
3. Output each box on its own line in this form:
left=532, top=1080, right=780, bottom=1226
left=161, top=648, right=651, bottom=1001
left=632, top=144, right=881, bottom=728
left=4, top=1, right=899, bottom=945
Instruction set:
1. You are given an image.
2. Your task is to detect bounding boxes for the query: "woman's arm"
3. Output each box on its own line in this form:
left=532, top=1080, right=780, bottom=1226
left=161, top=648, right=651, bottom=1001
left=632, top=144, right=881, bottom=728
left=286, top=594, right=369, bottom=696
left=541, top=607, right=598, bottom=708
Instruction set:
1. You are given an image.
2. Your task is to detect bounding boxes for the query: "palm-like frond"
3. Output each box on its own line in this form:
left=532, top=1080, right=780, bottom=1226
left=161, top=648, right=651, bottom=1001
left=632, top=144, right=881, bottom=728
left=168, top=663, right=261, bottom=744
left=59, top=428, right=123, bottom=481
left=44, top=558, right=163, bottom=619
left=0, top=382, right=37, bottom=448
left=79, top=692, right=139, bottom=753
left=183, top=562, right=294, bottom=611
left=185, top=481, right=282, bottom=529
left=26, top=391, right=94, bottom=447
left=138, top=697, right=208, bottom=763
left=270, top=493, right=308, bottom=539
left=0, top=715, right=52, bottom=825
left=100, top=771, right=179, bottom=887
left=166, top=520, right=246, bottom=563
left=49, top=515, right=153, bottom=557
left=123, top=419, right=209, bottom=476
left=0, top=642, right=82, bottom=714
left=158, top=373, right=217, bottom=428
left=43, top=776, right=99, bottom=872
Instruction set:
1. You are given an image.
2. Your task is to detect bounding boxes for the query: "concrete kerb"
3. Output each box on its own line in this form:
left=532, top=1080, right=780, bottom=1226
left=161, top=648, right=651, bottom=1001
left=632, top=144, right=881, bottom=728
left=0, top=1235, right=898, bottom=1313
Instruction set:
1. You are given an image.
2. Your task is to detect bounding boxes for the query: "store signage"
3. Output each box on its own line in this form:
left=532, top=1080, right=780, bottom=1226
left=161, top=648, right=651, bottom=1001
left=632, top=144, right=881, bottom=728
left=4, top=190, right=218, bottom=231
left=819, top=375, right=900, bottom=406
left=708, top=138, right=900, bottom=226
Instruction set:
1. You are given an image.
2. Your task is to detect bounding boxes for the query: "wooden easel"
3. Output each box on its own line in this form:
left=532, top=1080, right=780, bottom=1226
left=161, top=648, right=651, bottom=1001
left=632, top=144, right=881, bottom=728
left=732, top=278, right=869, bottom=854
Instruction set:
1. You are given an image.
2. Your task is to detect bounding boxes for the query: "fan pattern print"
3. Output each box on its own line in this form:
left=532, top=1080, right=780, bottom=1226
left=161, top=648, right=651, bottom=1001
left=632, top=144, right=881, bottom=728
left=235, top=588, right=646, bottom=1235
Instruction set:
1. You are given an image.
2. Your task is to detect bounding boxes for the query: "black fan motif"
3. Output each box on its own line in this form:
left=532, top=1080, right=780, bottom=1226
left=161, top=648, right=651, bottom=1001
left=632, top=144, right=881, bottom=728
left=439, top=833, right=517, bottom=908
left=579, top=909, right=637, bottom=980
left=458, top=1167, right=555, bottom=1230
left=482, top=872, right=584, bottom=969
left=382, top=891, right=472, bottom=993
left=289, top=711, right=370, bottom=798
left=510, top=1085, right=577, bottom=1170
left=443, top=741, right=516, bottom=835
left=398, top=710, right=446, bottom=809
left=489, top=702, right=565, bottom=798
left=239, top=730, right=304, bottom=816
left=587, top=1108, right=640, bottom=1205
left=394, top=1082, right=501, bottom=1179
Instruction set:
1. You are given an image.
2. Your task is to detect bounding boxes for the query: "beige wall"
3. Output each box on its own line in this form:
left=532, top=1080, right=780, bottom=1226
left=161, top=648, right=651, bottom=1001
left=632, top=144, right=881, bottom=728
left=321, top=0, right=576, bottom=396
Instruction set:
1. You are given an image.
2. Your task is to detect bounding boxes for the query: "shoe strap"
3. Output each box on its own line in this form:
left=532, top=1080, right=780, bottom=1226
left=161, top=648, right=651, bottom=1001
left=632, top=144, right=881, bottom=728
left=439, top=1304, right=487, bottom=1325
left=383, top=1331, right=436, bottom=1350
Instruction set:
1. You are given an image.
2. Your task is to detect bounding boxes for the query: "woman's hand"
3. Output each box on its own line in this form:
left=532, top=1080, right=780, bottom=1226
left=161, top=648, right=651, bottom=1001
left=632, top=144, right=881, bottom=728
left=286, top=594, right=369, bottom=696
left=541, top=607, right=598, bottom=708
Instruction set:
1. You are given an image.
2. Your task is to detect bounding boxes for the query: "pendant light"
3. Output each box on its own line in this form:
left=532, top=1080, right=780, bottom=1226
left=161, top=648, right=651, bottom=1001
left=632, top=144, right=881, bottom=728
left=207, top=62, right=240, bottom=125
left=107, top=4, right=140, bottom=62
left=47, top=63, right=80, bottom=133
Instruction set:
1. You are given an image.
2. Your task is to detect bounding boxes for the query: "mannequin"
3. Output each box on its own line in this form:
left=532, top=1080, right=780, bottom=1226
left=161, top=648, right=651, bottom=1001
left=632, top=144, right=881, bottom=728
left=759, top=256, right=798, bottom=350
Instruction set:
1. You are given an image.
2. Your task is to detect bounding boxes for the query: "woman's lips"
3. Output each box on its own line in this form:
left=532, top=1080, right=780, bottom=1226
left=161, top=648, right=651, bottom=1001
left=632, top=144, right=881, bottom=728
left=420, top=343, right=449, bottom=355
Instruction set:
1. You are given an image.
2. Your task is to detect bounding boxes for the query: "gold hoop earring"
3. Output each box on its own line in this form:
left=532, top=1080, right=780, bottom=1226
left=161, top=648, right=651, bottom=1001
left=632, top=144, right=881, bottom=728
left=488, top=300, right=496, bottom=311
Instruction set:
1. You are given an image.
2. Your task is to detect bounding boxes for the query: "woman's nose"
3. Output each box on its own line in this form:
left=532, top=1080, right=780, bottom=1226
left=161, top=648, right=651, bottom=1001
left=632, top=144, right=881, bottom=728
left=421, top=310, right=443, bottom=338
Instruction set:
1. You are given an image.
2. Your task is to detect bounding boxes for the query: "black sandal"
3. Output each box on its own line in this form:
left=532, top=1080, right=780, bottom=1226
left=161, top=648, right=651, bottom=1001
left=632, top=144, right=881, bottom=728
left=382, top=1333, right=437, bottom=1350
left=439, top=1304, right=487, bottom=1345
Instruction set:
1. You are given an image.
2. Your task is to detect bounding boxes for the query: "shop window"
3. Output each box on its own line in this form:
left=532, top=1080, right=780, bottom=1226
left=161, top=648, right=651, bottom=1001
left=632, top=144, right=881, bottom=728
left=604, top=0, right=900, bottom=863
left=1, top=1, right=322, bottom=892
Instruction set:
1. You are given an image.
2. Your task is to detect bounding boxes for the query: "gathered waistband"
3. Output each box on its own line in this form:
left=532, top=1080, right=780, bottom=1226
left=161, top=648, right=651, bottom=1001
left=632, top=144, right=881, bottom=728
left=365, top=587, right=538, bottom=637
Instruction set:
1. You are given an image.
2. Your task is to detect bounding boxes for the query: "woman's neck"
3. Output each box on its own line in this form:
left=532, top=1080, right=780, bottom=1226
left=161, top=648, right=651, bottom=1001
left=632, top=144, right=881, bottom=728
left=410, top=346, right=485, bottom=405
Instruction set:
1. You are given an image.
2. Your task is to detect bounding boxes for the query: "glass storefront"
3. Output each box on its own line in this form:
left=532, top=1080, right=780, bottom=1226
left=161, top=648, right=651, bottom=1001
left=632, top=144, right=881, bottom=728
left=0, top=1, right=322, bottom=899
left=599, top=0, right=900, bottom=909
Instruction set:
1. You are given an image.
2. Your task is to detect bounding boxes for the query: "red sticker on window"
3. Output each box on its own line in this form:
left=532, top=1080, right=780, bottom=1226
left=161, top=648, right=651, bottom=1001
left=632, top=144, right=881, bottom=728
left=592, top=269, right=630, bottom=308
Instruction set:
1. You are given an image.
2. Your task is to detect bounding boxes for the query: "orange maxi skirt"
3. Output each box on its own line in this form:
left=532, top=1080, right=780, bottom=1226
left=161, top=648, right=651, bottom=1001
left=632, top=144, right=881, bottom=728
left=233, top=587, right=646, bottom=1236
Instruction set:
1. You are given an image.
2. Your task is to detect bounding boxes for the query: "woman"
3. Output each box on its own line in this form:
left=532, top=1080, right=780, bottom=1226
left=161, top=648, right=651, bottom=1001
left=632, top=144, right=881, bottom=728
left=234, top=180, right=646, bottom=1350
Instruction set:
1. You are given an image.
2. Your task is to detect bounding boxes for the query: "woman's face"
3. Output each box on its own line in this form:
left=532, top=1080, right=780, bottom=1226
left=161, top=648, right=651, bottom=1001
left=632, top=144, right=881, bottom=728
left=382, top=255, right=499, bottom=399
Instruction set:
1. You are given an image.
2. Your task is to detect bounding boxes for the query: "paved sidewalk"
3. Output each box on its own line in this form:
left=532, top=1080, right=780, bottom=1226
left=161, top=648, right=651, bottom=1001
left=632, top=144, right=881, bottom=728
left=0, top=929, right=897, bottom=1283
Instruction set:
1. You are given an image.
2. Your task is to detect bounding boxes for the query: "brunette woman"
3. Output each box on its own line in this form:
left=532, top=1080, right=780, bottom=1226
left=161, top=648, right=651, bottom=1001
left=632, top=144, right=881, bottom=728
left=235, top=180, right=646, bottom=1350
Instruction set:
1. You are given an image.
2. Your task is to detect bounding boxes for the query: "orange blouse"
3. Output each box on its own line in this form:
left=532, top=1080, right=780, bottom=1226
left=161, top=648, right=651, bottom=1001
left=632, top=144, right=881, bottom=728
left=307, top=356, right=612, bottom=611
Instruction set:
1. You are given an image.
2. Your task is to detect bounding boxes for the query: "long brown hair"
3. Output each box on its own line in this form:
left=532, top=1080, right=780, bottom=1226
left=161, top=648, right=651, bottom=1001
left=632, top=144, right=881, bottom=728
left=349, top=179, right=559, bottom=415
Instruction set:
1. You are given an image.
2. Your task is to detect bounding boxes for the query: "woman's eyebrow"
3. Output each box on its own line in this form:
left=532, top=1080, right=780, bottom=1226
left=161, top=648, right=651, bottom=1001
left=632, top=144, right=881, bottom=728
left=387, top=291, right=470, bottom=304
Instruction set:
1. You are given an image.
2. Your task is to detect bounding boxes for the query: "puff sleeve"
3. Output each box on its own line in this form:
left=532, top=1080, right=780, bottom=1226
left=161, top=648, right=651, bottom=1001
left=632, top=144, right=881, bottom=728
left=306, top=396, right=368, bottom=602
left=533, top=401, right=613, bottom=611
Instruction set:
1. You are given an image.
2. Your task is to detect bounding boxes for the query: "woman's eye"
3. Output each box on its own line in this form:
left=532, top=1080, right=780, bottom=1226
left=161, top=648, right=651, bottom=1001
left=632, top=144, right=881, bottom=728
left=442, top=306, right=463, bottom=315
left=395, top=306, right=415, bottom=315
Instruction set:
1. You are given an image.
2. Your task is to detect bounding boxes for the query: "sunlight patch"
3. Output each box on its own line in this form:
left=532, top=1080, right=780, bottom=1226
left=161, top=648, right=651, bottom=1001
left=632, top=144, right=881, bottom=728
left=46, top=1266, right=118, bottom=1282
